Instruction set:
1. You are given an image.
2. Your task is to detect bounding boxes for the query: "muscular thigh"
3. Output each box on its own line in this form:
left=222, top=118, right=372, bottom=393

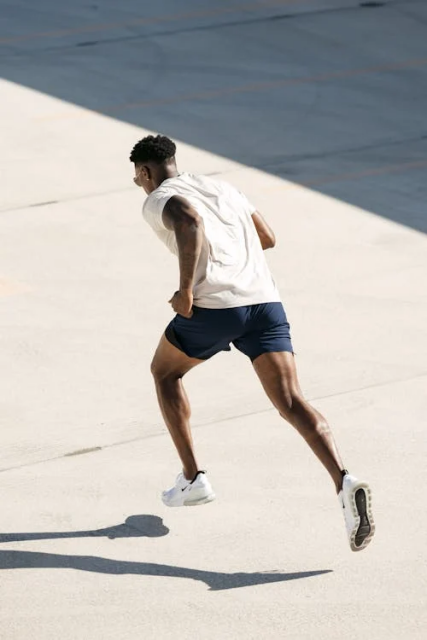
left=151, top=334, right=204, bottom=381
left=253, top=351, right=303, bottom=411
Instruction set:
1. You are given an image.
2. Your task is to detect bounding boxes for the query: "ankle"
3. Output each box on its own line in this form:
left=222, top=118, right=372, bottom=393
left=183, top=467, right=199, bottom=482
left=336, top=468, right=349, bottom=493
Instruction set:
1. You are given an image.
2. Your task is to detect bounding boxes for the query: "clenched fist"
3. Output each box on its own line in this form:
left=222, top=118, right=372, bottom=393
left=168, top=290, right=194, bottom=318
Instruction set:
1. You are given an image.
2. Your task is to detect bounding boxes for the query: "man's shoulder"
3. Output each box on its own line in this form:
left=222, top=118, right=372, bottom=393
left=143, top=182, right=175, bottom=211
left=144, top=175, right=189, bottom=206
left=142, top=184, right=176, bottom=227
left=145, top=173, right=241, bottom=206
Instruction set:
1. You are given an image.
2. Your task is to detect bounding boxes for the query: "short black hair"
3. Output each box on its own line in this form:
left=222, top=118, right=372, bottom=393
left=129, top=135, right=176, bottom=165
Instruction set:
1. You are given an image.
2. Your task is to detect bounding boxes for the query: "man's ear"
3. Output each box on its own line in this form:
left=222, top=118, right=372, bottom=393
left=142, top=165, right=151, bottom=181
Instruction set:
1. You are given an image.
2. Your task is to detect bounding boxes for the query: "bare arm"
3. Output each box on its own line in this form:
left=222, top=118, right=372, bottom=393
left=163, top=195, right=203, bottom=292
left=251, top=211, right=276, bottom=250
left=162, top=196, right=203, bottom=317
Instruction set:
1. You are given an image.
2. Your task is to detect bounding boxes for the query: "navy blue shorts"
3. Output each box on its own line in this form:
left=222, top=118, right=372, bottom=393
left=165, top=302, right=293, bottom=361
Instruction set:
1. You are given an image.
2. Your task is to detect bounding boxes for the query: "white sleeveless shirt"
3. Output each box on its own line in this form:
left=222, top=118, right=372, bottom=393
left=142, top=173, right=281, bottom=309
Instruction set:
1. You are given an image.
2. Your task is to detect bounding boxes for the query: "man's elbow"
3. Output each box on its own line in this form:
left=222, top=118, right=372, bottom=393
left=264, top=233, right=276, bottom=249
left=192, top=213, right=203, bottom=228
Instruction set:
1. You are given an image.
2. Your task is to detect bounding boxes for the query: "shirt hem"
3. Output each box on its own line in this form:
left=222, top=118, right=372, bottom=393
left=192, top=296, right=282, bottom=310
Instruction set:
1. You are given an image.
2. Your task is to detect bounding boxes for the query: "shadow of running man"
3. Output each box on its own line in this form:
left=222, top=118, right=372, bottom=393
left=0, top=549, right=332, bottom=591
left=0, top=515, right=332, bottom=590
left=0, top=515, right=169, bottom=542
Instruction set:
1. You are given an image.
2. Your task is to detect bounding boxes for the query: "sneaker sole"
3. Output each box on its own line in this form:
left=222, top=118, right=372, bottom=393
left=184, top=493, right=216, bottom=507
left=347, top=482, right=375, bottom=552
left=162, top=492, right=216, bottom=507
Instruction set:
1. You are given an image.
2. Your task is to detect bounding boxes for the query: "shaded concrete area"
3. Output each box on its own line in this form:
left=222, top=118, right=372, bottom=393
left=1, top=0, right=427, bottom=231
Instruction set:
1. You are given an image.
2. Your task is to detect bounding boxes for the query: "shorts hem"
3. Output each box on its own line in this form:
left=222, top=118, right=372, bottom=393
left=249, top=345, right=295, bottom=363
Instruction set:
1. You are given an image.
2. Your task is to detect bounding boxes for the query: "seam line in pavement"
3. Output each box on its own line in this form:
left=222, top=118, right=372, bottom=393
left=0, top=187, right=136, bottom=214
left=0, top=1, right=314, bottom=45
left=34, top=56, right=427, bottom=122
left=1, top=370, right=425, bottom=475
left=0, top=0, right=415, bottom=47
left=285, top=158, right=427, bottom=189
left=1, top=2, right=406, bottom=58
left=256, top=133, right=427, bottom=169
left=2, top=148, right=427, bottom=215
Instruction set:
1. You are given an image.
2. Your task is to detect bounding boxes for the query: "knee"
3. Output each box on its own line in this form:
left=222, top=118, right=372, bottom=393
left=150, top=359, right=167, bottom=382
left=150, top=359, right=182, bottom=384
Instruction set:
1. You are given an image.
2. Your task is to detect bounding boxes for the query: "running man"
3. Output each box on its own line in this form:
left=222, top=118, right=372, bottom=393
left=130, top=135, right=375, bottom=552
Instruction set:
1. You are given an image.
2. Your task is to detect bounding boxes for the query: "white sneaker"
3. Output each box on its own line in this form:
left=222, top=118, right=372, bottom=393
left=338, top=474, right=375, bottom=551
left=162, top=471, right=216, bottom=507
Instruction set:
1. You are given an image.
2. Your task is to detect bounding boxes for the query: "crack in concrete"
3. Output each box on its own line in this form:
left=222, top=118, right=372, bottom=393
left=0, top=1, right=416, bottom=57
left=1, top=370, right=425, bottom=475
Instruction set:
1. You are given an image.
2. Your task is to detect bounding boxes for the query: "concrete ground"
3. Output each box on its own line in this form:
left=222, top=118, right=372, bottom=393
left=1, top=1, right=426, bottom=638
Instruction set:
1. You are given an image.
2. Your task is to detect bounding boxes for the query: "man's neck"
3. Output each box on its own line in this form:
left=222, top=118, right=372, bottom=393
left=158, top=165, right=179, bottom=185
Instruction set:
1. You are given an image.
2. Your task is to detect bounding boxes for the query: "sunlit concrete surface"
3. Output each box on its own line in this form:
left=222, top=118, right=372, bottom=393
left=1, top=1, right=426, bottom=638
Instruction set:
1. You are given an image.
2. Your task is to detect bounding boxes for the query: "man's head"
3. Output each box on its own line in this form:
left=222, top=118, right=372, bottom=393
left=130, top=134, right=178, bottom=194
